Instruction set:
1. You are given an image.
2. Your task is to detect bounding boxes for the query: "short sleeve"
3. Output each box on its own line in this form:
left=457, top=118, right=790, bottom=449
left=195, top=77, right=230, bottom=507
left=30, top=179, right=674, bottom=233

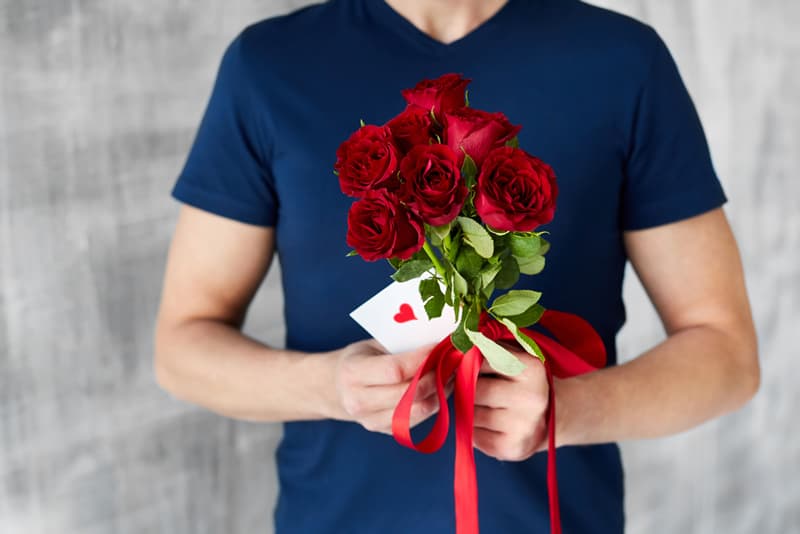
left=171, top=31, right=278, bottom=226
left=621, top=31, right=727, bottom=231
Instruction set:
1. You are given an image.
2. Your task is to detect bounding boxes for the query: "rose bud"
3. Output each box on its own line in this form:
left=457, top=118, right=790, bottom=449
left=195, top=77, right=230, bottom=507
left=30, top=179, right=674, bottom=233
left=346, top=190, right=425, bottom=261
left=400, top=144, right=467, bottom=226
left=444, top=107, right=521, bottom=166
left=475, top=147, right=558, bottom=232
left=335, top=125, right=401, bottom=197
left=401, top=73, right=471, bottom=119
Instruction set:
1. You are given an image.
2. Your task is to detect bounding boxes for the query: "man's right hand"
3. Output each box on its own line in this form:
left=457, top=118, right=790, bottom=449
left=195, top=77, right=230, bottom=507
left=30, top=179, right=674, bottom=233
left=328, top=340, right=448, bottom=434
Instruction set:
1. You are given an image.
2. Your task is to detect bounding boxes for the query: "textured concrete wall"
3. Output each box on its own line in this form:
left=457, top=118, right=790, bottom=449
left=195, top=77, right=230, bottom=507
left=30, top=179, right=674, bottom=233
left=0, top=1, right=797, bottom=533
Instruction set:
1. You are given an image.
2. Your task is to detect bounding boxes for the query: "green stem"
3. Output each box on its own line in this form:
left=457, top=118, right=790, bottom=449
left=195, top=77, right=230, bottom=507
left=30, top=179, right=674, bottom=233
left=443, top=232, right=452, bottom=251
left=423, top=241, right=446, bottom=278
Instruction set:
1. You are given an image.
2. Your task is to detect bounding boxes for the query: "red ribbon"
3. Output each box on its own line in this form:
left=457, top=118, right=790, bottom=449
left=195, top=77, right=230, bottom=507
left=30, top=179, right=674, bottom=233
left=392, top=309, right=607, bottom=534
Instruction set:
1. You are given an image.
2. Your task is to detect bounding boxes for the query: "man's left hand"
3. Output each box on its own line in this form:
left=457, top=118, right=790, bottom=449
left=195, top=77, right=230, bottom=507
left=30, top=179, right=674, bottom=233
left=473, top=347, right=549, bottom=461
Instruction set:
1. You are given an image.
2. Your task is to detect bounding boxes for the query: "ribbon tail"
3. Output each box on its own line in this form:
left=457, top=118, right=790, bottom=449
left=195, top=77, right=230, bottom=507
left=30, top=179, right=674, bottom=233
left=545, top=362, right=561, bottom=534
left=453, top=346, right=483, bottom=534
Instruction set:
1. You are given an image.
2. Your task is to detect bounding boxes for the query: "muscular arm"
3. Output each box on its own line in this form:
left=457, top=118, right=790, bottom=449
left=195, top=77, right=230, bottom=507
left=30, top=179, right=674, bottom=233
left=154, top=205, right=339, bottom=421
left=555, top=208, right=760, bottom=446
left=154, top=205, right=439, bottom=427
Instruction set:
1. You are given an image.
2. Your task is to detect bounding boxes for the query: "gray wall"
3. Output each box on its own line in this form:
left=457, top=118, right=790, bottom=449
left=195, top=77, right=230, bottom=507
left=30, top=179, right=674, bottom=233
left=0, top=1, right=797, bottom=533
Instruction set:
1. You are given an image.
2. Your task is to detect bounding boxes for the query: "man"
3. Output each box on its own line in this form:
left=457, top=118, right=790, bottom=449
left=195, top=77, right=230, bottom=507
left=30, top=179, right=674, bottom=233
left=154, top=0, right=760, bottom=532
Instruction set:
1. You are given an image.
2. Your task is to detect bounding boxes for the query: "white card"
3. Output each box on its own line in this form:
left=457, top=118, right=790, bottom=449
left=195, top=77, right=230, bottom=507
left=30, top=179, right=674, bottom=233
left=350, top=276, right=458, bottom=354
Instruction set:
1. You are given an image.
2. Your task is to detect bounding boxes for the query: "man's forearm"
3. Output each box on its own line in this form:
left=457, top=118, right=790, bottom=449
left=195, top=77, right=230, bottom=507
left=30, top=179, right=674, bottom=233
left=154, top=319, right=342, bottom=422
left=554, top=323, right=760, bottom=447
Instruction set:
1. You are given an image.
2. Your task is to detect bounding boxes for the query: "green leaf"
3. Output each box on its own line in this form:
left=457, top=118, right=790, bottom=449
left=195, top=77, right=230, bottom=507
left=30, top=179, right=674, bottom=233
left=447, top=230, right=462, bottom=262
left=391, top=258, right=434, bottom=282
left=418, top=278, right=445, bottom=319
left=494, top=257, right=520, bottom=290
left=443, top=281, right=454, bottom=307
left=431, top=221, right=453, bottom=243
left=498, top=318, right=545, bottom=363
left=505, top=136, right=520, bottom=149
left=538, top=238, right=551, bottom=255
left=452, top=268, right=468, bottom=298
left=490, top=230, right=508, bottom=248
left=517, top=255, right=545, bottom=275
left=451, top=322, right=473, bottom=353
left=504, top=303, right=545, bottom=328
left=465, top=89, right=470, bottom=107
left=418, top=277, right=439, bottom=300
left=461, top=154, right=478, bottom=190
left=487, top=226, right=509, bottom=236
left=509, top=234, right=541, bottom=258
left=479, top=262, right=503, bottom=288
left=451, top=304, right=478, bottom=353
left=460, top=198, right=477, bottom=219
left=346, top=250, right=359, bottom=257
left=457, top=217, right=493, bottom=258
left=466, top=303, right=480, bottom=331
left=425, top=293, right=445, bottom=319
left=442, top=263, right=459, bottom=320
left=419, top=278, right=442, bottom=302
left=482, top=280, right=496, bottom=300
left=465, top=329, right=526, bottom=376
left=359, top=119, right=366, bottom=127
left=489, top=289, right=542, bottom=317
left=455, top=245, right=484, bottom=279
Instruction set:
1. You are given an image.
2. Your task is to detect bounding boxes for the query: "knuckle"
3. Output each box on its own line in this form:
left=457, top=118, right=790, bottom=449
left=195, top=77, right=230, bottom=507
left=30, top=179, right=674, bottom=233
left=481, top=409, right=497, bottom=429
left=338, top=359, right=358, bottom=385
left=413, top=397, right=437, bottom=419
left=421, top=395, right=439, bottom=414
left=417, top=375, right=436, bottom=398
left=481, top=434, right=503, bottom=458
left=362, top=419, right=380, bottom=432
left=385, top=360, right=404, bottom=383
left=342, top=394, right=365, bottom=417
left=493, top=435, right=523, bottom=462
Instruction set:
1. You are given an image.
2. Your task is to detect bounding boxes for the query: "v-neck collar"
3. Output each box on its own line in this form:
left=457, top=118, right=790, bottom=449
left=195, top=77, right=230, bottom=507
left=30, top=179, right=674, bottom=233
left=363, top=0, right=526, bottom=57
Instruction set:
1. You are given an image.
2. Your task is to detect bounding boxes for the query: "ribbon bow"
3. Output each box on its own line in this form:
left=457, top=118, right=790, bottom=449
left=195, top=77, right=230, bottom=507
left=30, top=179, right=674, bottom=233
left=392, top=309, right=607, bottom=534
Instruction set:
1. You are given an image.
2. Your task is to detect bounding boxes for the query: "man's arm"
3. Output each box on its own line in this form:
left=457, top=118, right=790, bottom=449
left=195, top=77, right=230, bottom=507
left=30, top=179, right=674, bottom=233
left=154, top=205, right=440, bottom=427
left=470, top=208, right=759, bottom=460
left=555, top=207, right=760, bottom=446
left=154, top=205, right=336, bottom=421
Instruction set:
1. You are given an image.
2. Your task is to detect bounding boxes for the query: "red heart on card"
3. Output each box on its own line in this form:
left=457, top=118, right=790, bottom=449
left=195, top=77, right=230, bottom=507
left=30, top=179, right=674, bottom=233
left=393, top=303, right=417, bottom=323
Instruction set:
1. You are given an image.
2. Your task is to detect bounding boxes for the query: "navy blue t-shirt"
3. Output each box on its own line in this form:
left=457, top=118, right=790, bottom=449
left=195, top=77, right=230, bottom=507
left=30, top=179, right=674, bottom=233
left=171, top=1, right=727, bottom=532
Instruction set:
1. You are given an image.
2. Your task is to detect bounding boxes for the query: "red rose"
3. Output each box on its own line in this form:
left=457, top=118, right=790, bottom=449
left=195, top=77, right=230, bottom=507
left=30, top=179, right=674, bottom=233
left=346, top=190, right=425, bottom=261
left=335, top=125, right=400, bottom=197
left=401, top=73, right=471, bottom=118
left=386, top=105, right=436, bottom=154
left=475, top=147, right=558, bottom=232
left=444, top=107, right=521, bottom=166
left=400, top=144, right=467, bottom=226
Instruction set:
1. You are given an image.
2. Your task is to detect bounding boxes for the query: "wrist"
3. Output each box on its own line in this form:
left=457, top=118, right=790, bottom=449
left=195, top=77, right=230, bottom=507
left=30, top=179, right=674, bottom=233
left=301, top=350, right=348, bottom=421
left=552, top=376, right=585, bottom=447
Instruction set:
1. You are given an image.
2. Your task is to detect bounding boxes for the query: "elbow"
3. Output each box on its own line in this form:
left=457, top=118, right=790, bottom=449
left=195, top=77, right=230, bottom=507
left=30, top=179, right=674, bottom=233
left=152, top=323, right=184, bottom=398
left=731, top=332, right=761, bottom=410
left=741, top=351, right=761, bottom=404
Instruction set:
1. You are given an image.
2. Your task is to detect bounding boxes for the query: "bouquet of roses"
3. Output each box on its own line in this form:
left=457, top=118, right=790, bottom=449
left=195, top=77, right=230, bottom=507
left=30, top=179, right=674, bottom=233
left=336, top=73, right=558, bottom=377
left=335, top=74, right=605, bottom=534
